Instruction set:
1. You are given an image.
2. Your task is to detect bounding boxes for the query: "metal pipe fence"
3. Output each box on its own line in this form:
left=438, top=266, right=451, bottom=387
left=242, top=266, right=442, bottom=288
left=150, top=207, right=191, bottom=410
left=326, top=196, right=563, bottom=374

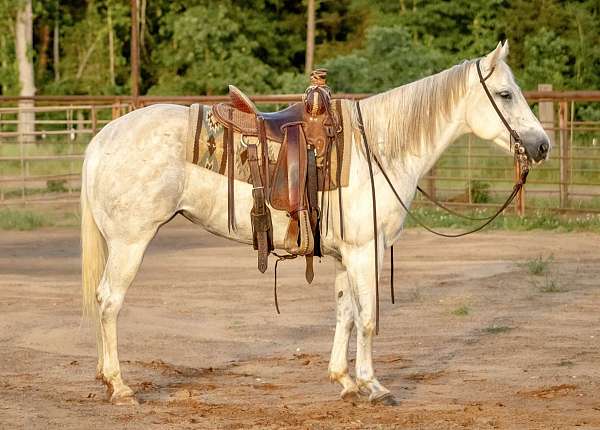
left=0, top=91, right=599, bottom=213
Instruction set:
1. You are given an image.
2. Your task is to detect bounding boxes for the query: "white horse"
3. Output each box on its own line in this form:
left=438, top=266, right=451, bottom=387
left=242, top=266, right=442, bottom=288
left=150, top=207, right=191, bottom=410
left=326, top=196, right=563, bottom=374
left=81, top=42, right=550, bottom=405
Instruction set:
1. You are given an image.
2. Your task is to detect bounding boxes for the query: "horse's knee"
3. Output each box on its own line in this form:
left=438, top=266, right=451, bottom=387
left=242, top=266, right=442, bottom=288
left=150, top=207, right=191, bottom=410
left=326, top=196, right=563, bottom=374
left=336, top=306, right=354, bottom=331
left=356, top=309, right=376, bottom=337
left=98, top=291, right=125, bottom=320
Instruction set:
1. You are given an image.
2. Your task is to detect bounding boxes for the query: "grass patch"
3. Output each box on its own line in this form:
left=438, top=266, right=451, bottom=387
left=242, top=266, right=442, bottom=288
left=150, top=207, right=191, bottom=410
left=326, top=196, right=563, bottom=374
left=405, top=207, right=600, bottom=232
left=0, top=209, right=49, bottom=231
left=451, top=305, right=470, bottom=316
left=0, top=208, right=80, bottom=231
left=524, top=255, right=554, bottom=275
left=483, top=324, right=512, bottom=335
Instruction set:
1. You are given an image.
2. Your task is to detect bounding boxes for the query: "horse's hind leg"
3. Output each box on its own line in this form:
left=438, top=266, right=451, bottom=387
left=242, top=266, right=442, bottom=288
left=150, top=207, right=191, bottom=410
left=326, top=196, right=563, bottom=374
left=97, top=236, right=153, bottom=404
left=328, top=260, right=360, bottom=401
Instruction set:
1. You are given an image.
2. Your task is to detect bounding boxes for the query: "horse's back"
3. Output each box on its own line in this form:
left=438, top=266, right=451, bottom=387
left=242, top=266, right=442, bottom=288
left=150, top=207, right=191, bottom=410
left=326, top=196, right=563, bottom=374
left=87, top=103, right=189, bottom=155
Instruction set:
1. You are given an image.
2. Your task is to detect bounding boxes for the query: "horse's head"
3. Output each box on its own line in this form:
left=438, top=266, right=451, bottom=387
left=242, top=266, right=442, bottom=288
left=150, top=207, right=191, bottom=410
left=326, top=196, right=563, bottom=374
left=465, top=41, right=551, bottom=163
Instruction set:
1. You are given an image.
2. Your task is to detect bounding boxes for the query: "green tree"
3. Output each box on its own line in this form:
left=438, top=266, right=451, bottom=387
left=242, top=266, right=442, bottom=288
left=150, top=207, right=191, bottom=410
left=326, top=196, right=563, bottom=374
left=322, top=25, right=448, bottom=92
left=521, top=28, right=570, bottom=89
left=0, top=0, right=20, bottom=95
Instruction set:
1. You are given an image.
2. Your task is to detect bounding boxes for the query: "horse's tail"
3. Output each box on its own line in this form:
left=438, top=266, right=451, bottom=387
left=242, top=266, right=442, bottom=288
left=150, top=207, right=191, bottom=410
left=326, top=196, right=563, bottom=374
left=81, top=168, right=107, bottom=320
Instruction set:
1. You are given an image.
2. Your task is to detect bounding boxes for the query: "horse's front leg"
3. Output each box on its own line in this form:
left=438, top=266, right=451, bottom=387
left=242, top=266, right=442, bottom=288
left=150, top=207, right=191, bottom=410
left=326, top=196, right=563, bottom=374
left=328, top=260, right=360, bottom=401
left=344, top=243, right=398, bottom=405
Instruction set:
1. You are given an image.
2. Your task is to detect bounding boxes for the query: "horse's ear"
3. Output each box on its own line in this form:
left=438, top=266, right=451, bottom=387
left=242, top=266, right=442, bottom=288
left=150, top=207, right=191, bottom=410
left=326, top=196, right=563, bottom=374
left=500, top=40, right=509, bottom=59
left=482, top=41, right=508, bottom=74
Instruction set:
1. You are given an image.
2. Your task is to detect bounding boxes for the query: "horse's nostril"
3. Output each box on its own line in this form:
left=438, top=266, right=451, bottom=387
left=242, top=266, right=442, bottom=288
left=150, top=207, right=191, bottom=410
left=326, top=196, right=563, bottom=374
left=539, top=142, right=549, bottom=154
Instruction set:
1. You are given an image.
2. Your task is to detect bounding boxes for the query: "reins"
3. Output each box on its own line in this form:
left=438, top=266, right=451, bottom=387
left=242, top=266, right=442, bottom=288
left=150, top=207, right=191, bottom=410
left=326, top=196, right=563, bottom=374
left=356, top=58, right=531, bottom=334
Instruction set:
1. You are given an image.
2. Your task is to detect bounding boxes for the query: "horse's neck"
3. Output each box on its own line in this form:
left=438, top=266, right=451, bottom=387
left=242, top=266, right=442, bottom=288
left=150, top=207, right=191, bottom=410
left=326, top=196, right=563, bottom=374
left=404, top=100, right=468, bottom=178
left=352, top=88, right=470, bottom=245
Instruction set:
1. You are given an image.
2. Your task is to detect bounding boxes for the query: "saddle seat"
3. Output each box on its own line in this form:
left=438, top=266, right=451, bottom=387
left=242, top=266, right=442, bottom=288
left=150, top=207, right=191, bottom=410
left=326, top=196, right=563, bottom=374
left=215, top=85, right=305, bottom=144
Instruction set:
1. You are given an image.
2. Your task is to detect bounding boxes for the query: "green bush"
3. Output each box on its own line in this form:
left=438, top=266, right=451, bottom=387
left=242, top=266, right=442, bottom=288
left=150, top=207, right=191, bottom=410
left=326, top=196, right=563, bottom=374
left=46, top=180, right=68, bottom=193
left=470, top=180, right=491, bottom=204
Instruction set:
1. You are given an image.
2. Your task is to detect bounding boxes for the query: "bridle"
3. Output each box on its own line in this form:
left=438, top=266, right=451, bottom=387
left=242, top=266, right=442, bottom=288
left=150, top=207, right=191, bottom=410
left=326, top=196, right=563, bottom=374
left=474, top=58, right=530, bottom=170
left=356, top=58, right=531, bottom=334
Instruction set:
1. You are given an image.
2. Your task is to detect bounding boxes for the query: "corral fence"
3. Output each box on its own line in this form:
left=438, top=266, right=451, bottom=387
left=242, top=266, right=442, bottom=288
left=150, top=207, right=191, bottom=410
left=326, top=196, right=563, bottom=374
left=0, top=89, right=599, bottom=215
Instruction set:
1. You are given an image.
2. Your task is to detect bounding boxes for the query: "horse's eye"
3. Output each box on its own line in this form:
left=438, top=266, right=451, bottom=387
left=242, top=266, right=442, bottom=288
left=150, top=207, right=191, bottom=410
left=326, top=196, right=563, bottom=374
left=498, top=90, right=512, bottom=100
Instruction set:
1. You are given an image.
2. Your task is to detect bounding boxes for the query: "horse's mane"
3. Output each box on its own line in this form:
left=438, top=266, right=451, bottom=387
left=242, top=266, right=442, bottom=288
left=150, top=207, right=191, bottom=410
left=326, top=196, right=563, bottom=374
left=357, top=60, right=474, bottom=160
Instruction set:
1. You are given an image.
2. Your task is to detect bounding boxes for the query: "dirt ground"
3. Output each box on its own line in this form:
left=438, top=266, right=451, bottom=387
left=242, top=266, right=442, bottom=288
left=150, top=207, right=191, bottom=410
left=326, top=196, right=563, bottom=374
left=1, top=217, right=600, bottom=429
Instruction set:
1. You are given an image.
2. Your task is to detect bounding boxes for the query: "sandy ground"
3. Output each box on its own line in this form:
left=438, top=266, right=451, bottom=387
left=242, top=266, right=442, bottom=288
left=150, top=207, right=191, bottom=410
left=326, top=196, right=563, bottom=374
left=1, top=217, right=600, bottom=429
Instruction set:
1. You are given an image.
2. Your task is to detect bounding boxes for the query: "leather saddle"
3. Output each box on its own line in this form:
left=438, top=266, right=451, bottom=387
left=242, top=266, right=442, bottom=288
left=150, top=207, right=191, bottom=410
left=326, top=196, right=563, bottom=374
left=211, top=69, right=342, bottom=282
left=213, top=85, right=336, bottom=157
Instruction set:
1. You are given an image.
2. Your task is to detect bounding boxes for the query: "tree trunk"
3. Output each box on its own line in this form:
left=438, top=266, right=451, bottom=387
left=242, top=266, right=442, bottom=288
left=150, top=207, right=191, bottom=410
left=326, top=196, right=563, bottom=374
left=140, top=0, right=146, bottom=55
left=305, top=0, right=316, bottom=75
left=130, top=0, right=140, bottom=99
left=15, top=0, right=36, bottom=144
left=53, top=20, right=60, bottom=82
left=107, top=4, right=115, bottom=86
left=37, top=24, right=50, bottom=79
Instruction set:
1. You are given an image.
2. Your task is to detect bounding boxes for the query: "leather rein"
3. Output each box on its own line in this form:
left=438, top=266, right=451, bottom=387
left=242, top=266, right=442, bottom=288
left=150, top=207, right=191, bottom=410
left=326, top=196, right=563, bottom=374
left=356, top=58, right=530, bottom=334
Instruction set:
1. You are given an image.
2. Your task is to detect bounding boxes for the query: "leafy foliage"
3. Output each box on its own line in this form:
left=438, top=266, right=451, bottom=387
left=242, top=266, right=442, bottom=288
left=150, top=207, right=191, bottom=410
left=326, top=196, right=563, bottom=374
left=322, top=25, right=448, bottom=92
left=470, top=180, right=491, bottom=204
left=0, top=0, right=599, bottom=97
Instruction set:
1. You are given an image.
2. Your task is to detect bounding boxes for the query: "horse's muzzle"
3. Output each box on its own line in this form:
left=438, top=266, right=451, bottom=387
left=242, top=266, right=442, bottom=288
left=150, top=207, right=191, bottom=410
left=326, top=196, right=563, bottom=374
left=522, top=134, right=551, bottom=163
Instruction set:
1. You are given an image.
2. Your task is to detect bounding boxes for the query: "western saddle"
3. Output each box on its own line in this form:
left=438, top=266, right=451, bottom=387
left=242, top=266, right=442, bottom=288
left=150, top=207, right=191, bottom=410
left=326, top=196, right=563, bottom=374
left=211, top=69, right=344, bottom=282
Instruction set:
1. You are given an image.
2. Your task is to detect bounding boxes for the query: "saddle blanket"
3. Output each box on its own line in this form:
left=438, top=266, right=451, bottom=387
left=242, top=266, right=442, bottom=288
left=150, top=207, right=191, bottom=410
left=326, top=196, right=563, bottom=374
left=184, top=101, right=354, bottom=188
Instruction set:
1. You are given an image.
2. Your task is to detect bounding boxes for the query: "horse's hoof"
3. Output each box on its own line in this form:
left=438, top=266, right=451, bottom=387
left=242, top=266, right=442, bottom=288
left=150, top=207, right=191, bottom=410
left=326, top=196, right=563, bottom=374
left=108, top=384, right=137, bottom=405
left=370, top=392, right=398, bottom=406
left=341, top=387, right=360, bottom=403
left=110, top=394, right=139, bottom=406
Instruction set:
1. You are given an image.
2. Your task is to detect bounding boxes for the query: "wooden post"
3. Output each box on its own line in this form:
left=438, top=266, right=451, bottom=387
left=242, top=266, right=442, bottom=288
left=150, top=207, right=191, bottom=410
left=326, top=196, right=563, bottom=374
left=68, top=107, right=74, bottom=194
left=558, top=100, right=569, bottom=208
left=305, top=0, right=315, bottom=74
left=130, top=0, right=140, bottom=106
left=427, top=166, right=437, bottom=201
left=19, top=127, right=25, bottom=201
left=538, top=84, right=555, bottom=146
left=91, top=105, right=97, bottom=135
left=467, top=135, right=472, bottom=204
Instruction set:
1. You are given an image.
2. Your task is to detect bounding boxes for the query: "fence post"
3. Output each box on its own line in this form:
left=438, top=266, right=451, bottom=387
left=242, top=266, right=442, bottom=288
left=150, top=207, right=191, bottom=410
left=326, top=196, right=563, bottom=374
left=91, top=105, right=97, bottom=135
left=538, top=84, right=555, bottom=145
left=427, top=166, right=436, bottom=201
left=67, top=106, right=74, bottom=195
left=559, top=100, right=569, bottom=208
left=467, top=135, right=472, bottom=204
left=112, top=103, right=120, bottom=119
